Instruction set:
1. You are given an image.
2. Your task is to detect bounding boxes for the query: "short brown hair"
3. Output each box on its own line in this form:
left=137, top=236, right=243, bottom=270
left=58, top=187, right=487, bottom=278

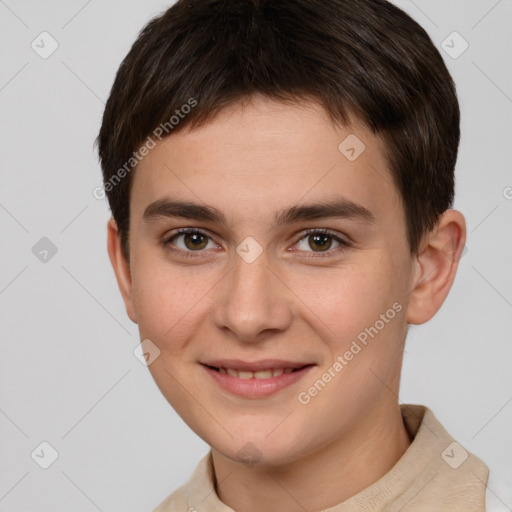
left=96, top=0, right=460, bottom=259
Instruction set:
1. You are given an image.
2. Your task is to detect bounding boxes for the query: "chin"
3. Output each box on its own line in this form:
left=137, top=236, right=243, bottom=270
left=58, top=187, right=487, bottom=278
left=209, top=427, right=307, bottom=468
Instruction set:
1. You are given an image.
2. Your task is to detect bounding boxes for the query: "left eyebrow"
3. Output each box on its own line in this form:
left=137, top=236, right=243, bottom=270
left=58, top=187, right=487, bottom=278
left=141, top=197, right=375, bottom=228
left=271, top=198, right=375, bottom=229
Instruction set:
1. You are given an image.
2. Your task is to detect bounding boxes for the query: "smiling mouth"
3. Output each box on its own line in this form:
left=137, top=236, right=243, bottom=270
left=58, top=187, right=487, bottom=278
left=203, top=364, right=313, bottom=380
left=201, top=362, right=316, bottom=398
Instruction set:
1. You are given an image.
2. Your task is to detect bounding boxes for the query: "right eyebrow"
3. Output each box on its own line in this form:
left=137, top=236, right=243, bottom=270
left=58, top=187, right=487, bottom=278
left=142, top=198, right=228, bottom=225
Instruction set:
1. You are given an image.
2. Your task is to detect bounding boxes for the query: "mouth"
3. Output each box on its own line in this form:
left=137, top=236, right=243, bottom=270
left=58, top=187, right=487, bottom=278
left=200, top=359, right=316, bottom=398
left=204, top=365, right=309, bottom=379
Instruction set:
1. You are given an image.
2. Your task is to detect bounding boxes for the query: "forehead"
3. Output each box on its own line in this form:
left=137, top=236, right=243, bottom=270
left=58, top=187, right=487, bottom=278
left=130, top=96, right=400, bottom=229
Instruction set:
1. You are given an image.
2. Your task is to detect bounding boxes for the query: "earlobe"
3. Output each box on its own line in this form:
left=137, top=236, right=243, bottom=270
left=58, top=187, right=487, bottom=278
left=106, top=218, right=138, bottom=324
left=406, top=210, right=466, bottom=325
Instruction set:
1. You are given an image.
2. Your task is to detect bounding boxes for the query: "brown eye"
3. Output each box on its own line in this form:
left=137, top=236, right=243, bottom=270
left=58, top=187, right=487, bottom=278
left=295, top=229, right=348, bottom=257
left=307, top=233, right=332, bottom=252
left=164, top=229, right=217, bottom=255
left=182, top=232, right=208, bottom=250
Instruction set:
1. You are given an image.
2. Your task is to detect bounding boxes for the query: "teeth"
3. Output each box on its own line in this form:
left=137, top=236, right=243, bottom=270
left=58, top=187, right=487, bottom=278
left=217, top=367, right=298, bottom=379
left=254, top=370, right=273, bottom=379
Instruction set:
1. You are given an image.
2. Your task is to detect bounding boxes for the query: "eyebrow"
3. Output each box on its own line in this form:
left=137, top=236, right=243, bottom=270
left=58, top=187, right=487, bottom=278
left=142, top=197, right=375, bottom=228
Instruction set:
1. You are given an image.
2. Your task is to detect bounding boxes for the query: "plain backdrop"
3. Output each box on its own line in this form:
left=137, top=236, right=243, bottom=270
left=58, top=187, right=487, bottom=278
left=0, top=1, right=511, bottom=510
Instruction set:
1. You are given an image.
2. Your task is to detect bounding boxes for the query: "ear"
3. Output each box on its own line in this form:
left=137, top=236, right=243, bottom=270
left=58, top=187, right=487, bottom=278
left=106, top=218, right=138, bottom=323
left=406, top=209, right=466, bottom=325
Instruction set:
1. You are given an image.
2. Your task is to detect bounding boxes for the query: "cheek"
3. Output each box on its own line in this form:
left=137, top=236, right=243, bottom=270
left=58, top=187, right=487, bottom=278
left=286, top=262, right=400, bottom=347
left=130, top=258, right=214, bottom=421
left=287, top=257, right=408, bottom=412
left=130, top=255, right=211, bottom=350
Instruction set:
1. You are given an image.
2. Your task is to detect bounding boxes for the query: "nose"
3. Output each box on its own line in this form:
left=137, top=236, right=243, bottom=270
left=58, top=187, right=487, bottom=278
left=211, top=250, right=293, bottom=343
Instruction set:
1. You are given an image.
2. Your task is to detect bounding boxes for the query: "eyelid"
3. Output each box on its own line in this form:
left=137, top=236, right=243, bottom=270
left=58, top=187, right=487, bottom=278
left=298, top=228, right=351, bottom=245
left=165, top=226, right=214, bottom=240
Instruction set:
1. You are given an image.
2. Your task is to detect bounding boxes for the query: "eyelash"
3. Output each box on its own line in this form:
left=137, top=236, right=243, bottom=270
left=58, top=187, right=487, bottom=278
left=163, top=227, right=351, bottom=259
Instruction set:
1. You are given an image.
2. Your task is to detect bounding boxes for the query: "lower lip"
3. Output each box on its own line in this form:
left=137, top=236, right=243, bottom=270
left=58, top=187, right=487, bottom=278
left=201, top=364, right=315, bottom=398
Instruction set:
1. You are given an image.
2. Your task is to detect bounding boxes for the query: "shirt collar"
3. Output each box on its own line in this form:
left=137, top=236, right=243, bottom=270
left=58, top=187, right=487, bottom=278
left=166, top=404, right=489, bottom=511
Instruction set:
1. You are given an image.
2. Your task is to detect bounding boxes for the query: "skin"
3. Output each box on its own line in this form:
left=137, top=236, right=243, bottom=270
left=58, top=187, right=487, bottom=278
left=107, top=94, right=466, bottom=511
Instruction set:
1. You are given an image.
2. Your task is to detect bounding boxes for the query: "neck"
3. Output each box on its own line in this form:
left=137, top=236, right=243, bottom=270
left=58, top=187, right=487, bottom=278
left=211, top=402, right=412, bottom=512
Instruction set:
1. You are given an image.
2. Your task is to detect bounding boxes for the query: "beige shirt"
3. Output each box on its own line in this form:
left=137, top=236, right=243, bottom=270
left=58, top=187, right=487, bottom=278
left=153, top=404, right=489, bottom=511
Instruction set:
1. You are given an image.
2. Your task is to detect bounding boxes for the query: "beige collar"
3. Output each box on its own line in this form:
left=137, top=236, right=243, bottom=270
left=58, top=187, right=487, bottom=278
left=154, top=404, right=489, bottom=512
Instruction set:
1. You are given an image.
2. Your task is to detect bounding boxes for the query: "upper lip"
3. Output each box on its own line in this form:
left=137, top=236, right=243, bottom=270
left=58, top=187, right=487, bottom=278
left=201, top=359, right=314, bottom=371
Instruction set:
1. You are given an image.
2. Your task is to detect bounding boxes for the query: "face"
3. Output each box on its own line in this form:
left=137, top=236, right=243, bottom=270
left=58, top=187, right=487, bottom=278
left=115, top=95, right=419, bottom=466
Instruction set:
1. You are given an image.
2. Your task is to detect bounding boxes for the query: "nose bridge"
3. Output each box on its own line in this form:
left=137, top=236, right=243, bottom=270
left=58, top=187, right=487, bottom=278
left=211, top=249, right=291, bottom=341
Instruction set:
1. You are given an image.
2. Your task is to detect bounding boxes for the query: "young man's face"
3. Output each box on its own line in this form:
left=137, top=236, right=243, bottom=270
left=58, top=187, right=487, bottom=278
left=112, top=96, right=420, bottom=466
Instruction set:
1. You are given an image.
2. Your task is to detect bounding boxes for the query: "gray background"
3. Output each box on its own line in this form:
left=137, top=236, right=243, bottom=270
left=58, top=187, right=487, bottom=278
left=0, top=0, right=511, bottom=510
